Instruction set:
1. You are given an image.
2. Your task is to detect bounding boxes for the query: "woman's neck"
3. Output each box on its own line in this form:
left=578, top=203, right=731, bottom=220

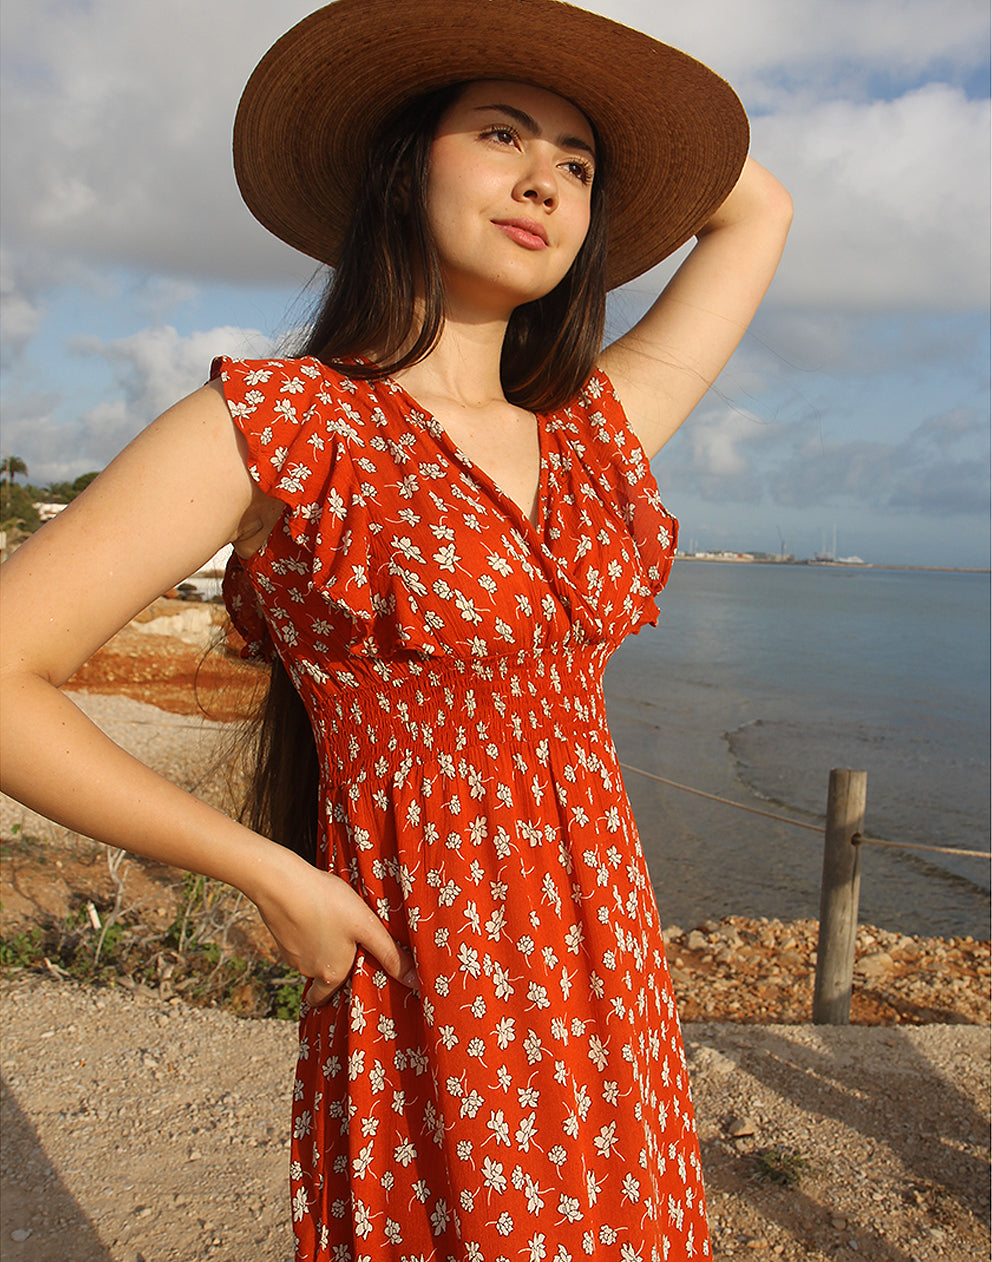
left=386, top=308, right=510, bottom=408
left=382, top=307, right=542, bottom=528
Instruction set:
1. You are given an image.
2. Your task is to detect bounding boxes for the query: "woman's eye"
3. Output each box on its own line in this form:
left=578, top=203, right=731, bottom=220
left=563, top=159, right=593, bottom=184
left=484, top=125, right=519, bottom=145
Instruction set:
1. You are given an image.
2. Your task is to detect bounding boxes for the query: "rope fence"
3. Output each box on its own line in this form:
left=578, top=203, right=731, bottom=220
left=853, top=833, right=989, bottom=860
left=619, top=763, right=824, bottom=833
left=46, top=713, right=990, bottom=1025
left=620, top=760, right=990, bottom=1025
left=619, top=762, right=990, bottom=857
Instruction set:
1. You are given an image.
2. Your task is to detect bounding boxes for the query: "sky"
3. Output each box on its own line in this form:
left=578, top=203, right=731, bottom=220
left=1, top=0, right=989, bottom=568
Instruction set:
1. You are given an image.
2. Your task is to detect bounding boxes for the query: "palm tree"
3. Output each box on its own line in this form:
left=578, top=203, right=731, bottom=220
left=2, top=455, right=28, bottom=485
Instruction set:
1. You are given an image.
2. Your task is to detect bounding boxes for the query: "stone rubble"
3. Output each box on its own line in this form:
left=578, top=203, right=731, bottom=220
left=662, top=916, right=990, bottom=1028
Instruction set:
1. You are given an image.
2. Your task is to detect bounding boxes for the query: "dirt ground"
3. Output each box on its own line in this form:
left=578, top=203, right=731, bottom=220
left=1, top=605, right=989, bottom=1260
left=21, top=608, right=984, bottom=1031
left=61, top=598, right=266, bottom=723
left=2, top=975, right=988, bottom=1262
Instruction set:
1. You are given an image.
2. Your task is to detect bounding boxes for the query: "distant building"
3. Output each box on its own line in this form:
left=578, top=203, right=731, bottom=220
left=33, top=502, right=69, bottom=522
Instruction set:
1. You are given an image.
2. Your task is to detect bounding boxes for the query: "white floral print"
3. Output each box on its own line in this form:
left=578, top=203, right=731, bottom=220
left=213, top=355, right=707, bottom=1261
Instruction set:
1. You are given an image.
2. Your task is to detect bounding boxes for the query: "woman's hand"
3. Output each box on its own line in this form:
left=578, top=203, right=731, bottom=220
left=249, top=849, right=418, bottom=1006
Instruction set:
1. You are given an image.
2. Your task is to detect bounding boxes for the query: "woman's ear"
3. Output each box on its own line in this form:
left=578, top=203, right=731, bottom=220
left=387, top=152, right=414, bottom=217
left=392, top=169, right=411, bottom=216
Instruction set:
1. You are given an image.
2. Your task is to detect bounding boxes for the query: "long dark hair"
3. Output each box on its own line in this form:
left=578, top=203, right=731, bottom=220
left=246, top=83, right=610, bottom=862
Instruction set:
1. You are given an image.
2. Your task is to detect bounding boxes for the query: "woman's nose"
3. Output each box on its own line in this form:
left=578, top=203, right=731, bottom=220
left=514, top=152, right=558, bottom=208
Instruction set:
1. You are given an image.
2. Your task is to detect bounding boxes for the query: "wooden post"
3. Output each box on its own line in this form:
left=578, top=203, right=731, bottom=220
left=812, top=769, right=866, bottom=1025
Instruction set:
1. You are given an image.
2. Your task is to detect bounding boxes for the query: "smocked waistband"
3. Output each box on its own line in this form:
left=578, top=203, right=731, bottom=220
left=304, top=647, right=612, bottom=776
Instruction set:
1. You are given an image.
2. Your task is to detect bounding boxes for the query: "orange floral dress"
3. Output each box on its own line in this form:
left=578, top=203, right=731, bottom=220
left=215, top=355, right=710, bottom=1262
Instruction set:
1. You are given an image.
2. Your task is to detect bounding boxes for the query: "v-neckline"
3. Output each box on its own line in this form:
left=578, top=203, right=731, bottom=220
left=374, top=368, right=549, bottom=537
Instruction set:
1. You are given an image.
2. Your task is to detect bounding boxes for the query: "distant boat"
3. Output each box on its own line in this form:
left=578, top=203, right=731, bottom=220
left=813, top=553, right=866, bottom=565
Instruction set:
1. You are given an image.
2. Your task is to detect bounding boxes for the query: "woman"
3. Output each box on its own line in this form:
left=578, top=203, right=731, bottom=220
left=0, top=0, right=791, bottom=1257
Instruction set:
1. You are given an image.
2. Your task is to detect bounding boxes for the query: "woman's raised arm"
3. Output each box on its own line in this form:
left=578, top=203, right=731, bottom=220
left=0, top=382, right=417, bottom=999
left=600, top=157, right=793, bottom=459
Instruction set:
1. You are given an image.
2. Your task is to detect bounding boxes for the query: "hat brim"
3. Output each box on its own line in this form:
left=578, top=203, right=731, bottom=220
left=233, top=0, right=749, bottom=290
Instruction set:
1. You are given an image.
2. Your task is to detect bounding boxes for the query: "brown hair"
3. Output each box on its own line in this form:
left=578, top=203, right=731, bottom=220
left=246, top=83, right=609, bottom=862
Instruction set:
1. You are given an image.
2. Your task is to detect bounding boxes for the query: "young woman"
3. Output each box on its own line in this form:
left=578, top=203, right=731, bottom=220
left=0, top=0, right=792, bottom=1257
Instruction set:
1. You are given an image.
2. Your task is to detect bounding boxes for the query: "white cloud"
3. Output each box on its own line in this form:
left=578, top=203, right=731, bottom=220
left=2, top=324, right=273, bottom=482
left=630, top=85, right=990, bottom=311
left=71, top=323, right=274, bottom=431
left=0, top=0, right=986, bottom=565
left=602, top=0, right=988, bottom=92
left=768, top=421, right=991, bottom=517
left=658, top=396, right=990, bottom=517
left=2, top=0, right=987, bottom=311
left=133, top=278, right=199, bottom=323
left=0, top=252, right=45, bottom=366
left=750, top=307, right=989, bottom=378
left=754, top=86, right=990, bottom=309
left=1, top=0, right=316, bottom=284
left=685, top=409, right=760, bottom=479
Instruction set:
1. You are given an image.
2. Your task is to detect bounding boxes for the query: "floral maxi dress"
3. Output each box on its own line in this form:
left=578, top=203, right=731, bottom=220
left=215, top=355, right=710, bottom=1262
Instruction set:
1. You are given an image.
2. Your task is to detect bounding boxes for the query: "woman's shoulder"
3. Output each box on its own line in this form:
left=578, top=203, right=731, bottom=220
left=554, top=365, right=637, bottom=446
left=210, top=354, right=365, bottom=396
left=209, top=354, right=399, bottom=431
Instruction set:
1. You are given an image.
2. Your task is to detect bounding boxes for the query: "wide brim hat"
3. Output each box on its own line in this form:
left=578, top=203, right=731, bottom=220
left=234, top=0, right=749, bottom=290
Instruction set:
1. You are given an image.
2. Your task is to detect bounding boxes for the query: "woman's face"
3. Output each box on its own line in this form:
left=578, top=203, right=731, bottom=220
left=425, top=80, right=597, bottom=315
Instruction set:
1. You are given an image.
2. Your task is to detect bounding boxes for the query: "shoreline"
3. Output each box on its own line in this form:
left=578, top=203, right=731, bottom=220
left=2, top=802, right=987, bottom=1026
left=678, top=556, right=991, bottom=573
left=0, top=617, right=986, bottom=1027
left=606, top=579, right=990, bottom=941
left=2, top=631, right=988, bottom=1256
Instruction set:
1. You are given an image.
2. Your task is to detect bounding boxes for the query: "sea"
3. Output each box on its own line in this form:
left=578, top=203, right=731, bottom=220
left=604, top=561, right=991, bottom=940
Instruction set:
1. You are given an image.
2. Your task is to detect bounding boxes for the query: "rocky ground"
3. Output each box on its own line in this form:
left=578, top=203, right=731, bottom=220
left=1, top=605, right=989, bottom=1259
left=664, top=918, right=989, bottom=1029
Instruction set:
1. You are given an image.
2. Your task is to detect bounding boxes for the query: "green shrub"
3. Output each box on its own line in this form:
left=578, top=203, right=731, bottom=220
left=753, top=1146, right=808, bottom=1187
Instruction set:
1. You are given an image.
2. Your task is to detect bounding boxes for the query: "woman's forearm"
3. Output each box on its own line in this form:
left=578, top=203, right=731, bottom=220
left=0, top=381, right=417, bottom=994
left=1, top=669, right=419, bottom=991
left=600, top=156, right=792, bottom=457
left=0, top=671, right=282, bottom=903
left=695, top=155, right=793, bottom=238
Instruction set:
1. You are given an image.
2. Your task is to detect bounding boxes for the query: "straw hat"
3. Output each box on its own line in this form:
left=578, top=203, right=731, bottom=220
left=234, top=0, right=749, bottom=290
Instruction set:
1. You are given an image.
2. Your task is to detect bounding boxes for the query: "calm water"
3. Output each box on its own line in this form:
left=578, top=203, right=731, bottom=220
left=605, top=562, right=990, bottom=938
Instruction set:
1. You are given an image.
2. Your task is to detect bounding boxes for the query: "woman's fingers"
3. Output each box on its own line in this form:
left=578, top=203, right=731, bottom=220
left=254, top=858, right=418, bottom=1003
left=304, top=912, right=418, bottom=1008
left=353, top=905, right=418, bottom=989
left=304, top=934, right=416, bottom=1010
left=306, top=977, right=341, bottom=1008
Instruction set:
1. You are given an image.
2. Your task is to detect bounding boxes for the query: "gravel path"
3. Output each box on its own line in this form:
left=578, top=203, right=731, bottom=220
left=2, top=974, right=987, bottom=1262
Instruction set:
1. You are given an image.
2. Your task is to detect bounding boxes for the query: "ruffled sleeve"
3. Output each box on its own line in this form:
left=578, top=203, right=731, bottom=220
left=564, top=369, right=678, bottom=624
left=212, top=355, right=375, bottom=660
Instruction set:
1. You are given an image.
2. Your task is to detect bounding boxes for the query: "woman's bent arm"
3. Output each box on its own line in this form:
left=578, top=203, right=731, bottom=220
left=0, top=382, right=415, bottom=998
left=600, top=157, right=793, bottom=459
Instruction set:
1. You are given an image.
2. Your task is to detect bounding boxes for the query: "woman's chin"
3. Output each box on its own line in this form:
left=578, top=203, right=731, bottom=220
left=442, top=268, right=569, bottom=317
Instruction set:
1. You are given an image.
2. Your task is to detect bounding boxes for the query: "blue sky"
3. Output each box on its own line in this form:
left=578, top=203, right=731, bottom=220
left=2, top=0, right=989, bottom=567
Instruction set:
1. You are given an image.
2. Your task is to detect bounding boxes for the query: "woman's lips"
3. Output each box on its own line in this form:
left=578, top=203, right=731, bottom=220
left=493, top=219, right=549, bottom=249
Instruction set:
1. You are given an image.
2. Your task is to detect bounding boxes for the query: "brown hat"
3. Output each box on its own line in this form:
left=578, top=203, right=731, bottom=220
left=233, top=0, right=749, bottom=290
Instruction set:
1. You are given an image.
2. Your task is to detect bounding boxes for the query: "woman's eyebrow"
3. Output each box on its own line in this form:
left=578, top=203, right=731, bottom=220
left=472, top=102, right=596, bottom=160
